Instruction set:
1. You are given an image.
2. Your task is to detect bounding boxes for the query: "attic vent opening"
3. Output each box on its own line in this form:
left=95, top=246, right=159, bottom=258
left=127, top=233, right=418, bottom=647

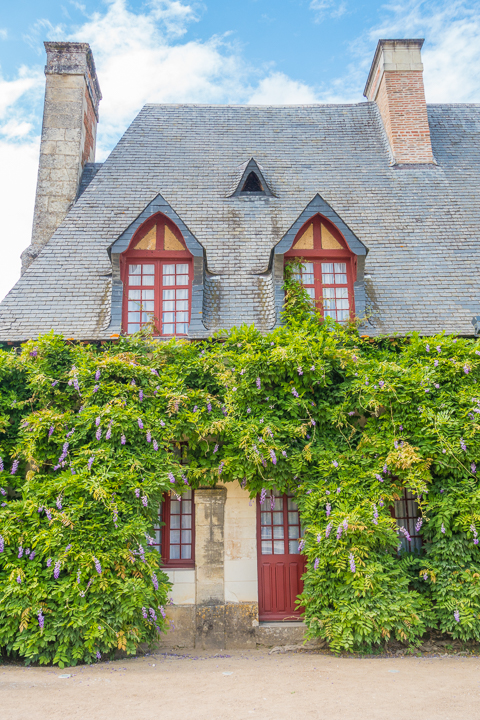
left=242, top=172, right=263, bottom=193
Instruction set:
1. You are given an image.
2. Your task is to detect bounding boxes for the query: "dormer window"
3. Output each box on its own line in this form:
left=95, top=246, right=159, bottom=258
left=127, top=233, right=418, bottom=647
left=285, top=214, right=356, bottom=321
left=121, top=213, right=193, bottom=337
left=242, top=172, right=263, bottom=193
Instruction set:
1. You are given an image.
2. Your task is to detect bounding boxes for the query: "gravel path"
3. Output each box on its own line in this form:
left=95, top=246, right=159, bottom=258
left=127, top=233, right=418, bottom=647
left=1, top=649, right=479, bottom=719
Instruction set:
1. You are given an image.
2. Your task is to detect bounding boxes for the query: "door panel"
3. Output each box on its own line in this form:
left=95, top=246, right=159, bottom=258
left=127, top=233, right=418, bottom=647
left=257, top=490, right=306, bottom=621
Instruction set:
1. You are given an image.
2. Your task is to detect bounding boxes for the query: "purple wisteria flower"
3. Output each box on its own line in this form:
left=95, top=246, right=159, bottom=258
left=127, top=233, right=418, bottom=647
left=16, top=575, right=21, bottom=584
left=426, top=344, right=430, bottom=352
left=38, top=610, right=44, bottom=630
left=471, top=462, right=477, bottom=474
left=96, top=651, right=101, bottom=660
left=282, top=450, right=287, bottom=458
left=139, top=390, right=144, bottom=402
left=246, top=407, right=251, bottom=414
left=95, top=417, right=101, bottom=427
left=336, top=525, right=343, bottom=540
left=270, top=494, right=276, bottom=510
left=464, top=364, right=471, bottom=375
left=168, top=473, right=175, bottom=484
left=454, top=610, right=460, bottom=623
left=207, top=403, right=212, bottom=413
left=11, top=459, right=19, bottom=475
left=0, top=535, right=3, bottom=553
left=138, top=418, right=144, bottom=429
left=332, top=460, right=338, bottom=468
left=95, top=369, right=101, bottom=381
left=160, top=420, right=165, bottom=427
left=349, top=553, right=356, bottom=573
left=292, top=388, right=299, bottom=398
left=314, top=558, right=319, bottom=570
left=298, top=538, right=305, bottom=552
left=51, top=380, right=58, bottom=388
left=460, top=438, right=467, bottom=451
left=141, top=495, right=148, bottom=507
left=218, top=462, right=224, bottom=475
left=151, top=368, right=159, bottom=376
left=297, top=367, right=303, bottom=376
left=270, top=449, right=277, bottom=465
left=121, top=435, right=126, bottom=445
left=47, top=558, right=52, bottom=567
left=260, top=488, right=267, bottom=505
left=441, top=523, right=446, bottom=534
left=0, top=487, right=5, bottom=496
left=325, top=523, right=332, bottom=538
left=146, top=431, right=151, bottom=443
left=153, top=439, right=158, bottom=452
left=375, top=474, right=384, bottom=482
left=372, top=505, right=378, bottom=525
left=56, top=496, right=62, bottom=511
left=96, top=427, right=102, bottom=441
left=470, top=525, right=478, bottom=545
left=256, top=377, right=261, bottom=389
left=379, top=380, right=384, bottom=388
left=77, top=569, right=81, bottom=584
left=326, top=503, right=331, bottom=517
left=152, top=573, right=159, bottom=591
left=93, top=556, right=102, bottom=574
left=399, top=526, right=412, bottom=542
left=142, top=607, right=148, bottom=619
left=311, top=419, right=316, bottom=427
left=18, top=546, right=23, bottom=559
left=30, top=348, right=38, bottom=357
left=135, top=488, right=141, bottom=497
left=415, top=517, right=423, bottom=533
left=54, top=561, right=61, bottom=579
left=131, top=379, right=136, bottom=387
left=213, top=444, right=219, bottom=454
left=434, top=359, right=439, bottom=367
left=316, top=533, right=322, bottom=543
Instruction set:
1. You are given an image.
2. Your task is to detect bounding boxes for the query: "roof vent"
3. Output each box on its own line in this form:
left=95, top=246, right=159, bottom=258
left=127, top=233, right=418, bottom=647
left=242, top=171, right=263, bottom=192
left=226, top=158, right=276, bottom=197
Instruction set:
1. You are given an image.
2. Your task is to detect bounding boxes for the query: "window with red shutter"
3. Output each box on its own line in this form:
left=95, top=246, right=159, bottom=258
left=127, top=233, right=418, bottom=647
left=121, top=213, right=193, bottom=337
left=285, top=214, right=356, bottom=321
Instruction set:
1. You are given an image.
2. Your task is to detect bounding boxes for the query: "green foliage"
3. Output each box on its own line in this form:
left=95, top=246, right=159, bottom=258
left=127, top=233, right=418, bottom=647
left=1, top=278, right=480, bottom=661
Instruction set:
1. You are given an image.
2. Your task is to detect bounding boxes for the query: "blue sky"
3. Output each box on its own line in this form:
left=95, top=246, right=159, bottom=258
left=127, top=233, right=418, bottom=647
left=1, top=0, right=480, bottom=300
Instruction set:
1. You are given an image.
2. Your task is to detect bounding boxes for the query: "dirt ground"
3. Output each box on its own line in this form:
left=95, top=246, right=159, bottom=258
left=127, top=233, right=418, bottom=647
left=1, top=649, right=479, bottom=720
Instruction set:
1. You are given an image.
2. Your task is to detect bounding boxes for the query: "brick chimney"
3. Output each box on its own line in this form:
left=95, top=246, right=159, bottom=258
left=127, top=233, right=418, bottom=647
left=21, top=42, right=102, bottom=273
left=364, top=39, right=434, bottom=165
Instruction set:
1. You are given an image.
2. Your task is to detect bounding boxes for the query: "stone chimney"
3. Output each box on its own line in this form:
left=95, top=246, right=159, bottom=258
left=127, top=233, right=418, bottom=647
left=21, top=42, right=102, bottom=273
left=364, top=39, right=434, bottom=165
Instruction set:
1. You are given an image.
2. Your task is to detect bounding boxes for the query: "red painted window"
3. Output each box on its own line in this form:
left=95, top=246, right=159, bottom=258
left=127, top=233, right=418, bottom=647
left=257, top=489, right=306, bottom=621
left=391, top=489, right=422, bottom=552
left=285, top=213, right=356, bottom=321
left=121, top=213, right=193, bottom=337
left=153, top=488, right=195, bottom=567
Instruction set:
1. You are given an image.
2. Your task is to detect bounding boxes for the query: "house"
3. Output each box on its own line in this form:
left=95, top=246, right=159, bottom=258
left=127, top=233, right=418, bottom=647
left=0, top=39, right=479, bottom=649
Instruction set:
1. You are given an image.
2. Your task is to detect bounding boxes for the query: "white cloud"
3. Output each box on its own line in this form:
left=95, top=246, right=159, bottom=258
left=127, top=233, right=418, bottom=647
left=370, top=0, right=480, bottom=102
left=0, top=119, right=34, bottom=138
left=0, top=29, right=8, bottom=40
left=247, top=72, right=320, bottom=104
left=309, top=0, right=348, bottom=22
left=0, top=68, right=42, bottom=119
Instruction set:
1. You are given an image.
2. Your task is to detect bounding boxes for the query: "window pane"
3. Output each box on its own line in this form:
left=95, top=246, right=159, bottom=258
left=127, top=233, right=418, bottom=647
left=181, top=545, right=192, bottom=559
left=163, top=301, right=175, bottom=311
left=129, top=265, right=141, bottom=275
left=163, top=312, right=175, bottom=323
left=334, top=263, right=346, bottom=274
left=142, top=289, right=155, bottom=300
left=176, top=289, right=189, bottom=299
left=261, top=526, right=273, bottom=539
left=261, top=512, right=270, bottom=525
left=176, top=264, right=188, bottom=273
left=163, top=275, right=175, bottom=286
left=262, top=540, right=272, bottom=555
left=128, top=290, right=141, bottom=300
left=337, top=310, right=349, bottom=321
left=181, top=530, right=192, bottom=544
left=128, top=301, right=140, bottom=311
left=142, top=275, right=154, bottom=286
left=181, top=515, right=191, bottom=528
left=273, top=512, right=283, bottom=525
left=176, top=275, right=189, bottom=285
left=288, top=511, right=299, bottom=525
left=303, top=263, right=314, bottom=273
left=288, top=526, right=299, bottom=538
left=322, top=263, right=333, bottom=274
left=305, top=287, right=315, bottom=299
left=273, top=526, right=284, bottom=539
left=288, top=498, right=298, bottom=510
left=170, top=515, right=180, bottom=529
left=170, top=501, right=180, bottom=514
left=335, top=274, right=347, bottom=284
left=163, top=265, right=175, bottom=275
left=182, top=499, right=192, bottom=511
left=163, top=289, right=175, bottom=300
left=176, top=323, right=188, bottom=334
left=273, top=540, right=284, bottom=554
left=128, top=312, right=140, bottom=322
left=170, top=545, right=180, bottom=559
left=128, top=323, right=140, bottom=333
left=176, top=311, right=189, bottom=322
left=337, top=299, right=349, bottom=310
left=176, top=300, right=188, bottom=311
left=170, top=530, right=180, bottom=544
left=129, top=275, right=141, bottom=285
left=322, top=274, right=335, bottom=285
left=289, top=540, right=299, bottom=554
left=336, top=287, right=348, bottom=299
left=163, top=324, right=174, bottom=334
left=302, top=274, right=314, bottom=284
left=143, top=301, right=154, bottom=311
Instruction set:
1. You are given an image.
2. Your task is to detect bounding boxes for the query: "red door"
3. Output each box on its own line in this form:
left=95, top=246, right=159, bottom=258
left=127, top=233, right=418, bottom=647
left=257, top=490, right=306, bottom=621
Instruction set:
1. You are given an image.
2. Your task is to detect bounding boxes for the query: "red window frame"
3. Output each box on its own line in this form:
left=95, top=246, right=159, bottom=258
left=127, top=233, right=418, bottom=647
left=120, top=213, right=193, bottom=337
left=285, top=213, right=356, bottom=321
left=153, top=488, right=195, bottom=568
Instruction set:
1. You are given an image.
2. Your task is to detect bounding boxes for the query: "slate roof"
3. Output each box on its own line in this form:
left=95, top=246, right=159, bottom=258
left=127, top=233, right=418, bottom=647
left=0, top=101, right=479, bottom=340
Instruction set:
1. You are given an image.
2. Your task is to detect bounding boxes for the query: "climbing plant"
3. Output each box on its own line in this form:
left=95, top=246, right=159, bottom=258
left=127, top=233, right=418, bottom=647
left=1, top=269, right=480, bottom=662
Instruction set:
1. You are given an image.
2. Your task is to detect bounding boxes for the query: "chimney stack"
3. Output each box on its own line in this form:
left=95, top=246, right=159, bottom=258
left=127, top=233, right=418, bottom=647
left=22, top=42, right=102, bottom=273
left=364, top=39, right=434, bottom=165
